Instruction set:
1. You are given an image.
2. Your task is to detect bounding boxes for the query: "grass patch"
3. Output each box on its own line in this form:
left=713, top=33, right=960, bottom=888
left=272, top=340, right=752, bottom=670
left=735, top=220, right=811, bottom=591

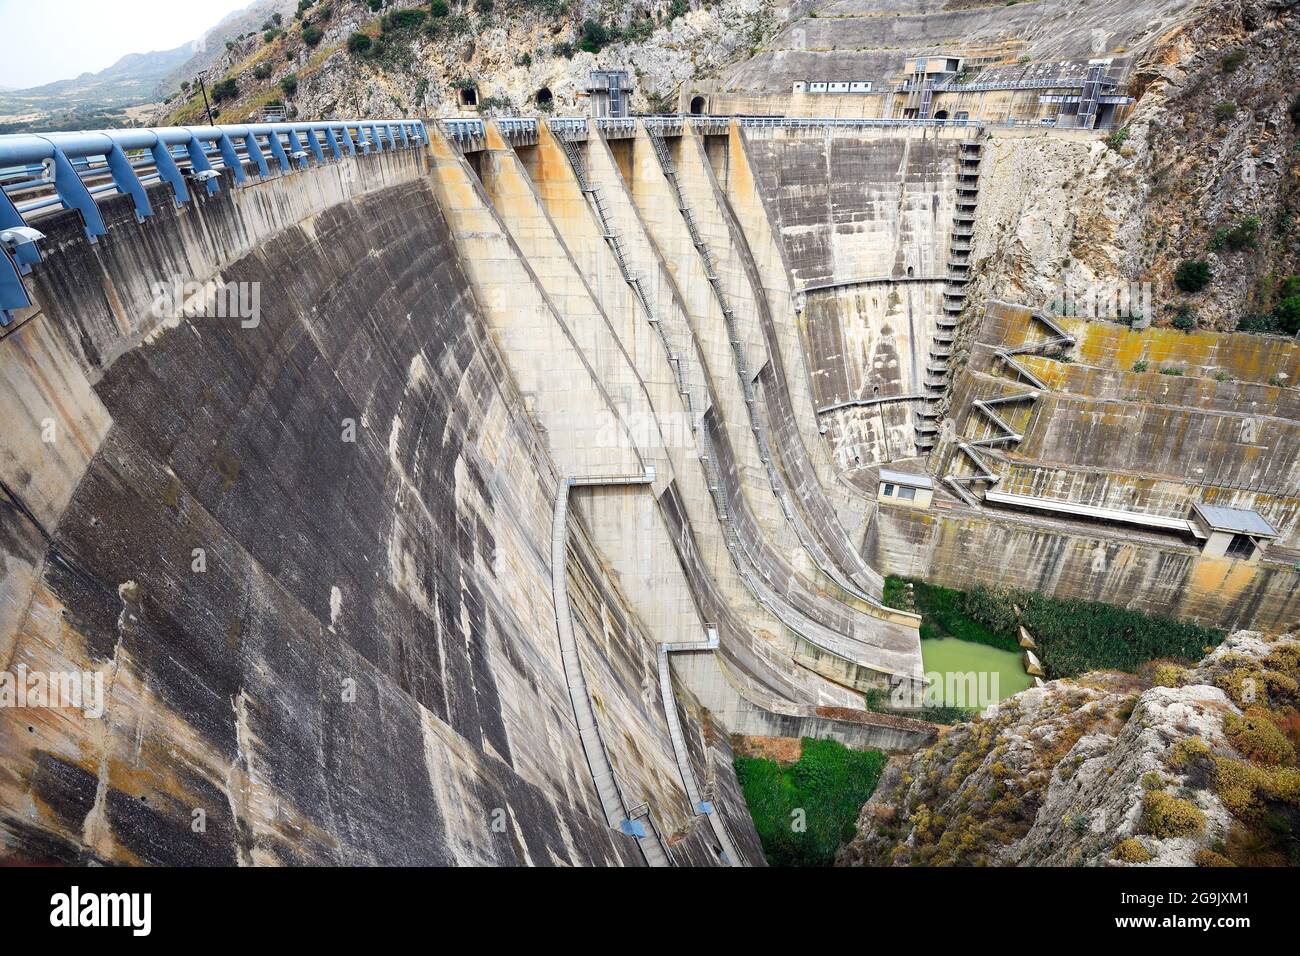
left=734, top=738, right=886, bottom=866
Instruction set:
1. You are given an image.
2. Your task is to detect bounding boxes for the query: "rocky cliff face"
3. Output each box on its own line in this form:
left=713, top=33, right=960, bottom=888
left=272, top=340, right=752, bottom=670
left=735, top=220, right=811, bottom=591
left=963, top=0, right=1300, bottom=333
left=838, top=631, right=1300, bottom=867
left=160, top=0, right=786, bottom=124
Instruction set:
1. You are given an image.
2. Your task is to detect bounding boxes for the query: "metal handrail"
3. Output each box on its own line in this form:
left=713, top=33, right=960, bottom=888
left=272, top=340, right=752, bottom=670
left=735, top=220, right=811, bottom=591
left=0, top=118, right=426, bottom=326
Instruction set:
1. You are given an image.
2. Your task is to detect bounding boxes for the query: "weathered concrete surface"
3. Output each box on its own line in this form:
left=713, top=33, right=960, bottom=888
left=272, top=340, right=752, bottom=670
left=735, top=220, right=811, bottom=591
left=677, top=127, right=890, bottom=600
left=713, top=0, right=1201, bottom=94
left=598, top=127, right=926, bottom=689
left=882, top=301, right=1300, bottom=632
left=0, top=146, right=766, bottom=865
left=510, top=126, right=911, bottom=714
left=475, top=121, right=920, bottom=766
left=740, top=124, right=968, bottom=476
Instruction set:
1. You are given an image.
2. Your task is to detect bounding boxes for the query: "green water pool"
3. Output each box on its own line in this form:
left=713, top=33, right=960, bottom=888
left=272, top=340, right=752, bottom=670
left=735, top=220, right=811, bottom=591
left=920, top=637, right=1034, bottom=707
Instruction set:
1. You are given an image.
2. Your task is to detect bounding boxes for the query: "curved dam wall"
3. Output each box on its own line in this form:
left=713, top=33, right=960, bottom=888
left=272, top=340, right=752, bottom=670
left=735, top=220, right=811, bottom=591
left=0, top=122, right=946, bottom=865
left=0, top=145, right=777, bottom=865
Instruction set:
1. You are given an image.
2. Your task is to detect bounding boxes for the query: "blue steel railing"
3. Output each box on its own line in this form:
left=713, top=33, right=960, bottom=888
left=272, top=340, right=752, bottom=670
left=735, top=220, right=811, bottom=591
left=0, top=119, right=426, bottom=326
left=442, top=118, right=486, bottom=144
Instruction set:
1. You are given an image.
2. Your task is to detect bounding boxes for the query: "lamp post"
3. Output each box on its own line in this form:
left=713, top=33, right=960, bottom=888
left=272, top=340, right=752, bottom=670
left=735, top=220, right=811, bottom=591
left=196, top=72, right=216, bottom=126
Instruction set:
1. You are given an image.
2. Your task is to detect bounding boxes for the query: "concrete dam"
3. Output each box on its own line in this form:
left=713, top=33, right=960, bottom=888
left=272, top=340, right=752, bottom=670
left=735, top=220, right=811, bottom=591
left=0, top=112, right=1296, bottom=866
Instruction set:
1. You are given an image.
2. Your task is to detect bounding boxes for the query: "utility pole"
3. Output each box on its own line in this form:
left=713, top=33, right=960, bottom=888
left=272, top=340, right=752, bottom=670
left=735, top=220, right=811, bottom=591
left=196, top=73, right=215, bottom=125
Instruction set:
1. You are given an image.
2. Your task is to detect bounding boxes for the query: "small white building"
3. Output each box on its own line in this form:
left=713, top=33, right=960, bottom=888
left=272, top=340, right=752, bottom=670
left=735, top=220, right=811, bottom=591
left=878, top=469, right=934, bottom=509
left=1190, top=503, right=1278, bottom=561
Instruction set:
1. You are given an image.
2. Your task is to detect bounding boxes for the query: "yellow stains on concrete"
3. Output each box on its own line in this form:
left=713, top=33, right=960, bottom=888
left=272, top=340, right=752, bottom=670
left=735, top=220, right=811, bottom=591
left=1050, top=314, right=1300, bottom=384
left=1188, top=555, right=1256, bottom=607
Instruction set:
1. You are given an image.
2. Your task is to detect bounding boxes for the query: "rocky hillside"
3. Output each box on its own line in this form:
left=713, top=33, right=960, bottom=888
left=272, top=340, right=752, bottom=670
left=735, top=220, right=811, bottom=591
left=838, top=631, right=1300, bottom=867
left=157, top=0, right=787, bottom=124
left=965, top=0, right=1300, bottom=333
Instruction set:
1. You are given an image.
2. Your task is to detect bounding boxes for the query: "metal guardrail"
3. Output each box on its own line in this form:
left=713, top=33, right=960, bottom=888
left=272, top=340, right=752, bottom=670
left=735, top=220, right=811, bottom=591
left=546, top=116, right=588, bottom=141
left=442, top=118, right=485, bottom=144
left=594, top=117, right=636, bottom=138
left=0, top=118, right=426, bottom=326
left=495, top=117, right=538, bottom=142
left=934, top=77, right=1115, bottom=93
left=641, top=115, right=683, bottom=136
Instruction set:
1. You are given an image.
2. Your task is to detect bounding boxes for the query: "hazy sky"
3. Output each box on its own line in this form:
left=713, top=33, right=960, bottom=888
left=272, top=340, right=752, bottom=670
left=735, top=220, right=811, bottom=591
left=0, top=0, right=250, bottom=89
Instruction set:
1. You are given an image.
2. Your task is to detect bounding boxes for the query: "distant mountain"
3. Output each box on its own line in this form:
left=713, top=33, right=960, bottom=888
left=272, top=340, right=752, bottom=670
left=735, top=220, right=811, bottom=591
left=162, top=0, right=300, bottom=91
left=1, top=45, right=195, bottom=108
left=0, top=0, right=295, bottom=132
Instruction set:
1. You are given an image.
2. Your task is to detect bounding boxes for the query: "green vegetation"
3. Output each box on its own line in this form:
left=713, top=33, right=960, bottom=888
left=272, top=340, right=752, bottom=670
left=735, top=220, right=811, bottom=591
left=886, top=577, right=1222, bottom=679
left=1114, top=837, right=1151, bottom=862
left=1171, top=303, right=1196, bottom=331
left=1291, top=93, right=1300, bottom=128
left=211, top=78, right=239, bottom=103
left=280, top=74, right=298, bottom=97
left=576, top=17, right=654, bottom=54
left=1141, top=790, right=1205, bottom=838
left=734, top=738, right=886, bottom=866
left=1174, top=258, right=1212, bottom=293
left=883, top=578, right=1018, bottom=652
left=383, top=9, right=427, bottom=31
left=430, top=0, right=449, bottom=15
left=1224, top=706, right=1296, bottom=765
left=252, top=63, right=272, bottom=81
left=1105, top=125, right=1130, bottom=150
left=1132, top=359, right=1149, bottom=372
left=302, top=24, right=324, bottom=46
left=347, top=32, right=372, bottom=54
left=1214, top=101, right=1238, bottom=122
left=1239, top=275, right=1300, bottom=336
left=1220, top=51, right=1246, bottom=73
left=1209, top=215, right=1261, bottom=252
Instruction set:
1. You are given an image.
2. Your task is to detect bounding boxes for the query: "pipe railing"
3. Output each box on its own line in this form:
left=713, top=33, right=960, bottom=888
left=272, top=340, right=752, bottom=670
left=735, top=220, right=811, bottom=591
left=0, top=118, right=425, bottom=325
